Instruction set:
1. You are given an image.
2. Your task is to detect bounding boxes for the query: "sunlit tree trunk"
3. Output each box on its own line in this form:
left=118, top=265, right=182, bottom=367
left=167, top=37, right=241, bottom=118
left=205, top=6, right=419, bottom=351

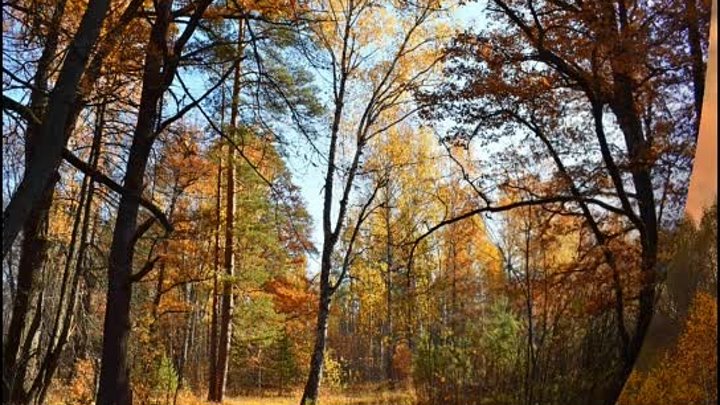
left=213, top=21, right=244, bottom=402
left=383, top=195, right=395, bottom=386
left=208, top=156, right=222, bottom=400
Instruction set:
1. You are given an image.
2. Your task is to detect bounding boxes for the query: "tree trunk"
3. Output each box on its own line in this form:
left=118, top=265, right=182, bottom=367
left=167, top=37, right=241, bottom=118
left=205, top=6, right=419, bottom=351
left=686, top=0, right=707, bottom=126
left=2, top=184, right=55, bottom=404
left=383, top=197, right=394, bottom=386
left=522, top=206, right=534, bottom=405
left=2, top=0, right=67, bottom=397
left=95, top=1, right=174, bottom=403
left=214, top=140, right=235, bottom=402
left=30, top=102, right=105, bottom=405
left=207, top=157, right=222, bottom=401
left=2, top=0, right=112, bottom=255
left=598, top=5, right=659, bottom=402
left=301, top=278, right=332, bottom=405
left=213, top=22, right=244, bottom=401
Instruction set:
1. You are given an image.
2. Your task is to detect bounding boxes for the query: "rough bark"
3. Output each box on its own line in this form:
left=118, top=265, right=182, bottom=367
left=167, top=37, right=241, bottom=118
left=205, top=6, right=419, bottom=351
left=95, top=1, right=174, bottom=403
left=2, top=181, right=56, bottom=404
left=686, top=0, right=708, bottom=126
left=94, top=0, right=213, bottom=401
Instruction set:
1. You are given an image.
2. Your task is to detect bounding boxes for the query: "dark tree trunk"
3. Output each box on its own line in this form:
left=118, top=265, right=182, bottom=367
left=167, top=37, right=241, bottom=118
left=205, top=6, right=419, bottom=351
left=597, top=5, right=659, bottom=402
left=301, top=274, right=332, bottom=405
left=93, top=0, right=212, bottom=401
left=685, top=0, right=708, bottom=126
left=2, top=183, right=55, bottom=404
left=2, top=0, right=112, bottom=255
left=2, top=0, right=67, bottom=397
left=95, top=1, right=174, bottom=403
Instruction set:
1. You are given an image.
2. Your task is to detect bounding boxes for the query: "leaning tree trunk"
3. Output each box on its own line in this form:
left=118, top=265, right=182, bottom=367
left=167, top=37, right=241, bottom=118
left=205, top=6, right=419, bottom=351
left=2, top=0, right=67, bottom=398
left=2, top=0, right=112, bottom=255
left=300, top=256, right=333, bottom=405
left=2, top=0, right=143, bottom=396
left=29, top=102, right=105, bottom=405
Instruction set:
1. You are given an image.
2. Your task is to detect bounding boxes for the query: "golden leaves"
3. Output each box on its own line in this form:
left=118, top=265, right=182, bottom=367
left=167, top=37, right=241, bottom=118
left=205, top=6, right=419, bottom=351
left=620, top=291, right=718, bottom=405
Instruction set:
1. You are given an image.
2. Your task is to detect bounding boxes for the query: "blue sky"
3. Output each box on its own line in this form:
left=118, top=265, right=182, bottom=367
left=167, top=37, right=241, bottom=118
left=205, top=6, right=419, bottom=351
left=285, top=1, right=490, bottom=274
left=1, top=0, right=491, bottom=276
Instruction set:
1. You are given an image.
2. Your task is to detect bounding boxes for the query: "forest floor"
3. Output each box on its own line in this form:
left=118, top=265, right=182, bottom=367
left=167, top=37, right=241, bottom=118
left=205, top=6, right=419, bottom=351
left=176, top=389, right=416, bottom=405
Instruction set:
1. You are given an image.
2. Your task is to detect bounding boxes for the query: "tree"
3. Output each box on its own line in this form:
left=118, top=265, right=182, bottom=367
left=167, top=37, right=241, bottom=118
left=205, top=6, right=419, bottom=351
left=417, top=1, right=710, bottom=402
left=95, top=0, right=214, bottom=403
left=296, top=0, right=444, bottom=401
left=2, top=0, right=122, bottom=255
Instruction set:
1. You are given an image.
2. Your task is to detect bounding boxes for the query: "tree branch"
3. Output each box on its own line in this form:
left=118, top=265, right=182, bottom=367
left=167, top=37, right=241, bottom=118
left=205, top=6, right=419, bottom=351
left=130, top=255, right=162, bottom=283
left=62, top=149, right=173, bottom=233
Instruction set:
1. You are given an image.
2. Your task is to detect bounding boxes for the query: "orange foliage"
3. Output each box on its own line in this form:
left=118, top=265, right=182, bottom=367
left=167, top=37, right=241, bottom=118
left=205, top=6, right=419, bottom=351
left=620, top=292, right=718, bottom=405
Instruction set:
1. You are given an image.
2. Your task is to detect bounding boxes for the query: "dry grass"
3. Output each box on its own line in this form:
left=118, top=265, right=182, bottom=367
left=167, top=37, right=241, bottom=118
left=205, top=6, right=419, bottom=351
left=176, top=388, right=415, bottom=405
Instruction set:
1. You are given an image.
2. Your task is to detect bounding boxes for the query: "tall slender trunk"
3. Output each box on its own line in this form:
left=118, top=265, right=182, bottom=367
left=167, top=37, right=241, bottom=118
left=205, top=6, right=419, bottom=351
left=214, top=130, right=235, bottom=403
left=213, top=22, right=244, bottom=401
left=207, top=156, right=222, bottom=400
left=523, top=205, right=534, bottom=405
left=383, top=198, right=394, bottom=386
left=301, top=9, right=353, bottom=402
left=30, top=102, right=105, bottom=405
left=175, top=284, right=195, bottom=405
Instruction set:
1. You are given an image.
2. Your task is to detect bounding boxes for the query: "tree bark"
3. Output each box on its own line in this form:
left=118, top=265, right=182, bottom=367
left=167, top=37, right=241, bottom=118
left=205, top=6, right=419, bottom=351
left=383, top=196, right=395, bottom=386
left=2, top=182, right=56, bottom=404
left=207, top=157, right=222, bottom=401
left=2, top=0, right=112, bottom=255
left=686, top=0, right=708, bottom=126
left=2, top=1, right=67, bottom=398
left=94, top=0, right=213, bottom=400
left=213, top=21, right=244, bottom=402
left=301, top=269, right=332, bottom=405
left=95, top=1, right=174, bottom=403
